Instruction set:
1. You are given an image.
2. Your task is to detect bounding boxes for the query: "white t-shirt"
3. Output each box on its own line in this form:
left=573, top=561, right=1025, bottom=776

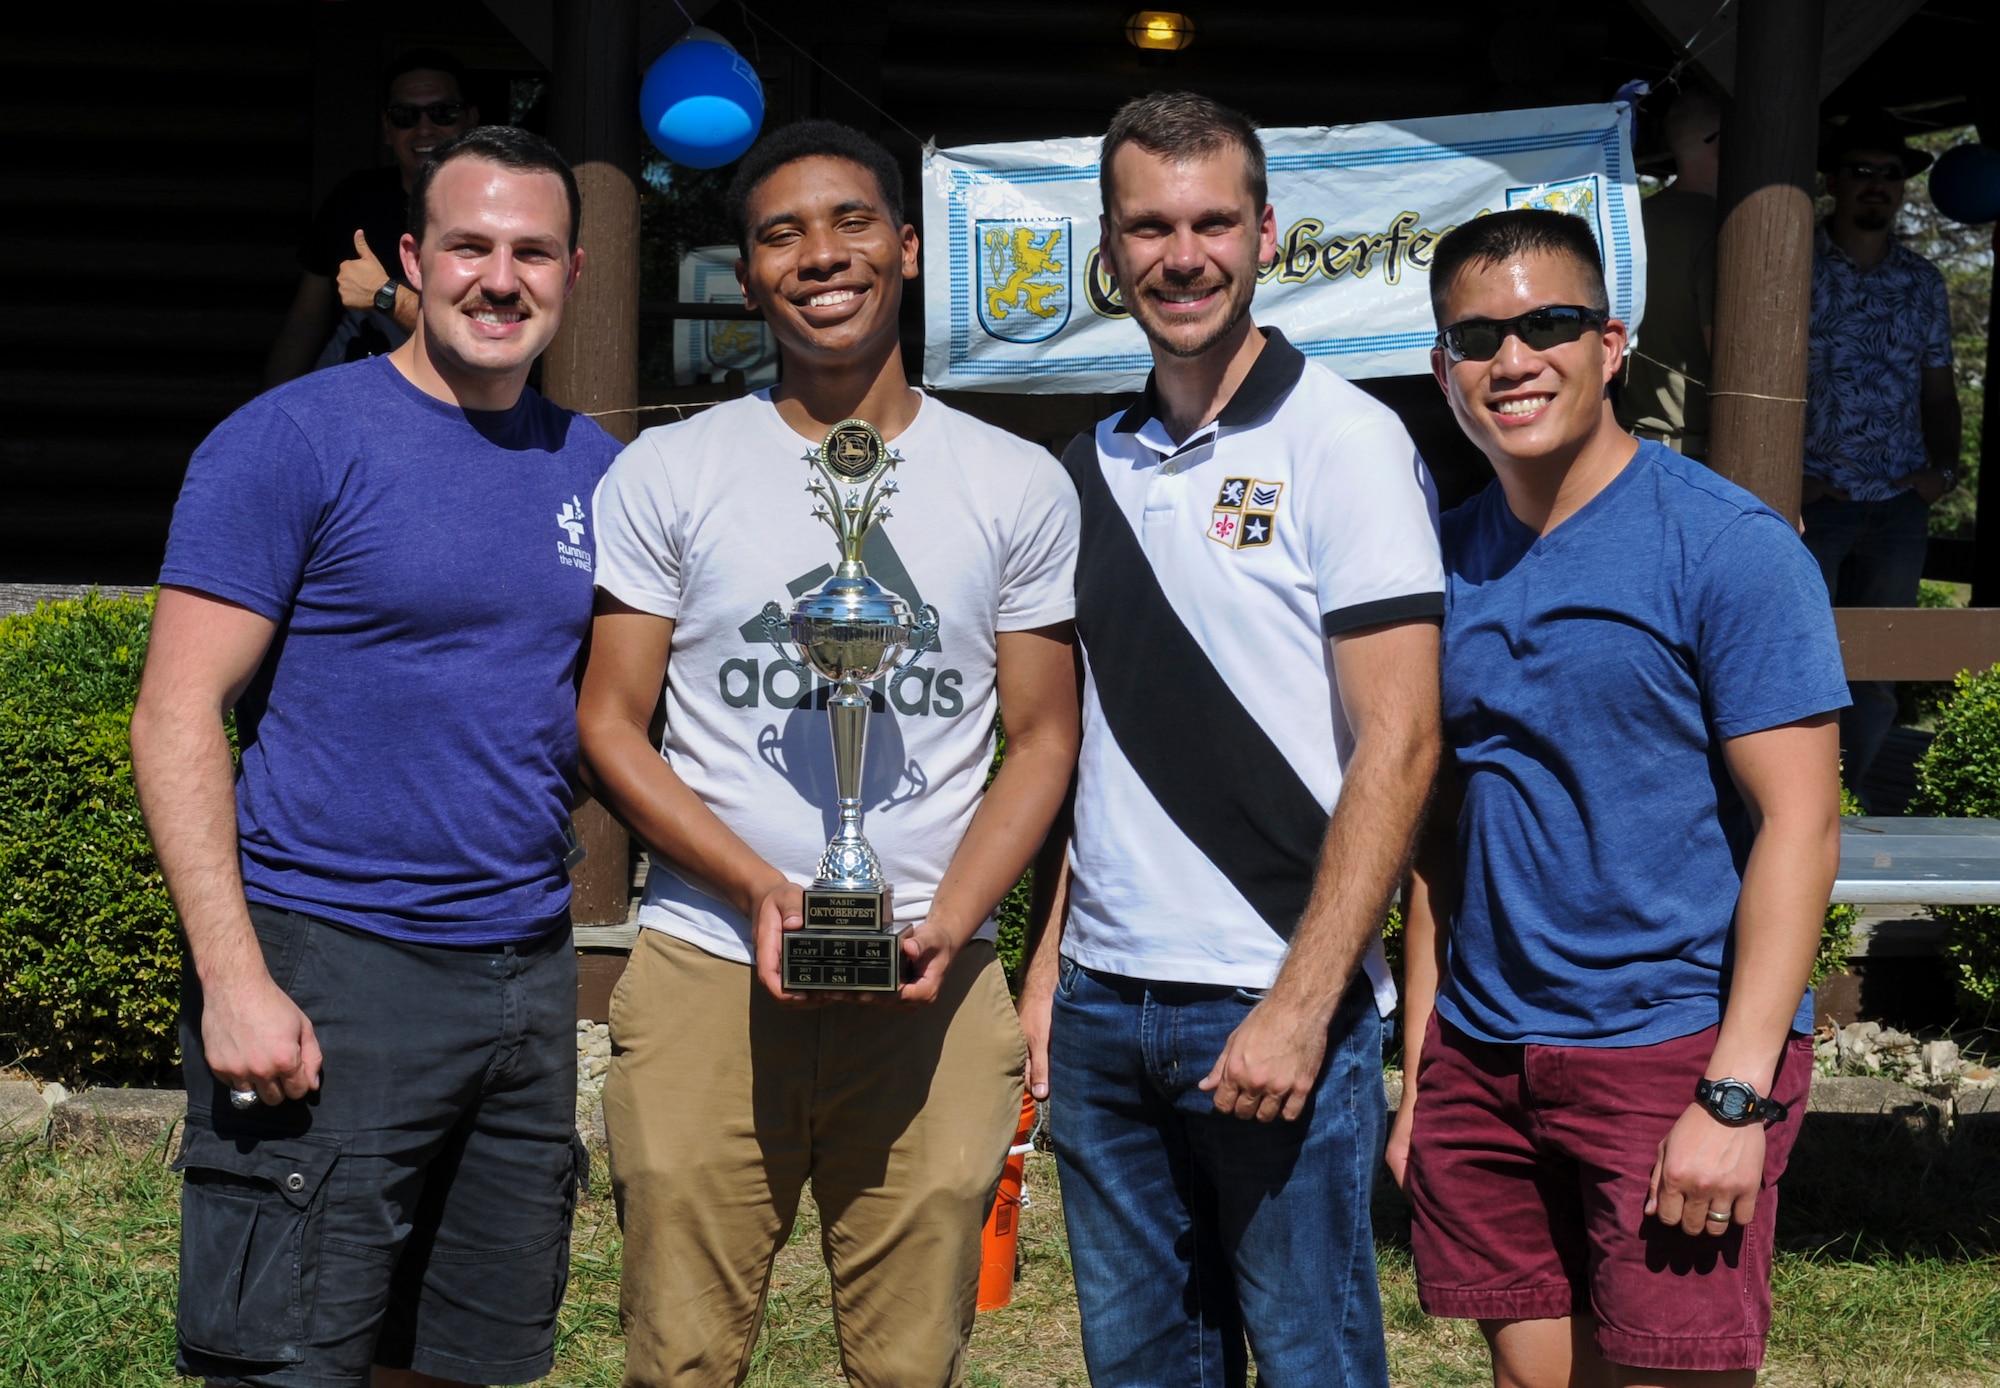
left=592, top=390, right=1080, bottom=964
left=1062, top=331, right=1444, bottom=1011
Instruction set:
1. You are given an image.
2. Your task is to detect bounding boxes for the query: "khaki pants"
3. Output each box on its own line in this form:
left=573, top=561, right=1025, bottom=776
left=604, top=930, right=1025, bottom=1388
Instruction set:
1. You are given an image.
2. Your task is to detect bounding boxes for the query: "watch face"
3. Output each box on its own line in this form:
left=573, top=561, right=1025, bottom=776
left=1708, top=1079, right=1755, bottom=1121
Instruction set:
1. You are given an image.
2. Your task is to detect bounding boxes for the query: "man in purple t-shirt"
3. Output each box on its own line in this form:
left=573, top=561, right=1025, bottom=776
left=131, top=127, right=618, bottom=1388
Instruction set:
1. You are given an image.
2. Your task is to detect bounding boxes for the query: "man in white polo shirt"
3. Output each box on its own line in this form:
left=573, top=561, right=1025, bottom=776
left=1017, top=92, right=1443, bottom=1387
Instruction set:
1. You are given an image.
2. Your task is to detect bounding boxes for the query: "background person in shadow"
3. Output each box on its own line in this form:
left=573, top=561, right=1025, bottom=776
left=1619, top=84, right=1721, bottom=461
left=577, top=119, right=1080, bottom=1387
left=1800, top=110, right=1962, bottom=802
left=264, top=49, right=478, bottom=386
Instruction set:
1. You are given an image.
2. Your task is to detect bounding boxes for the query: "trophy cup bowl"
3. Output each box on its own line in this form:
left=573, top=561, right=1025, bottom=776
left=789, top=574, right=916, bottom=686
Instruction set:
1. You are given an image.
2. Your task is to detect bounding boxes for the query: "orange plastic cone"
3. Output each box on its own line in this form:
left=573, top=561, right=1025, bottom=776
left=976, top=1091, right=1039, bottom=1312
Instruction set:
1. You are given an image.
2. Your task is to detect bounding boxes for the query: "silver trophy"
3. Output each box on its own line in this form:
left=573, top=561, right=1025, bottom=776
left=759, top=419, right=938, bottom=992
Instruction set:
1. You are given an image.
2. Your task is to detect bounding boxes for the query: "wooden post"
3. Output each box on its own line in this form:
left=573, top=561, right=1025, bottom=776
left=1707, top=0, right=1825, bottom=522
left=1973, top=220, right=2000, bottom=607
left=545, top=0, right=640, bottom=925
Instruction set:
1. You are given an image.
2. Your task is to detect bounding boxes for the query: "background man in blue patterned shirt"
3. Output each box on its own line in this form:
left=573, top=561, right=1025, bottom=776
left=1800, top=110, right=1962, bottom=797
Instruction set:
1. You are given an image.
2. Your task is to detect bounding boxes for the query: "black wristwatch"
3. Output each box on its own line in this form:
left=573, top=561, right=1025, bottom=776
left=1940, top=466, right=1959, bottom=491
left=1695, top=1076, right=1789, bottom=1126
left=372, top=280, right=401, bottom=315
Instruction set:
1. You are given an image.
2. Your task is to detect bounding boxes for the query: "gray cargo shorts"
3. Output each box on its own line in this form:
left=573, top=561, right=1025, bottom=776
left=175, top=904, right=585, bottom=1387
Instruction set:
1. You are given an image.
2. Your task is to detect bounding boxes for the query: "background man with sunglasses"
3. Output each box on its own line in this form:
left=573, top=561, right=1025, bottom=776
left=265, top=49, right=478, bottom=385
left=1800, top=110, right=1961, bottom=800
left=1391, top=207, right=1847, bottom=1387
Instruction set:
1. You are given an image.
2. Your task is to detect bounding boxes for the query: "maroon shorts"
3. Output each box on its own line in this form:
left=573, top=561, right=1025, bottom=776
left=1406, top=1015, right=1813, bottom=1373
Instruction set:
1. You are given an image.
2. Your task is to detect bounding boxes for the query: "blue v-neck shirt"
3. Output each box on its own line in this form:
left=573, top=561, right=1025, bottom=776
left=1437, top=442, right=1849, bottom=1047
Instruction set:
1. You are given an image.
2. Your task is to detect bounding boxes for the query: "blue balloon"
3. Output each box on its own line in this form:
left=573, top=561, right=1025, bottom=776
left=1928, top=141, right=2000, bottom=225
left=640, top=33, right=765, bottom=169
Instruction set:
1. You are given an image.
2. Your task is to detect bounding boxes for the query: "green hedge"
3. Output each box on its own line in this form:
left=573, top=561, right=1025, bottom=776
left=1912, top=664, right=2000, bottom=1007
left=0, top=592, right=183, bottom=1085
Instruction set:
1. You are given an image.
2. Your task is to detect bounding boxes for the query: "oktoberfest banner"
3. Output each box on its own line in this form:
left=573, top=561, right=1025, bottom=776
left=921, top=103, right=1646, bottom=393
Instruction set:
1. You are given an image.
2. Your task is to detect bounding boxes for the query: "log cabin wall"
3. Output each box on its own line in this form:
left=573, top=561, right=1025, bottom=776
left=2, top=4, right=317, bottom=583
left=0, top=0, right=540, bottom=586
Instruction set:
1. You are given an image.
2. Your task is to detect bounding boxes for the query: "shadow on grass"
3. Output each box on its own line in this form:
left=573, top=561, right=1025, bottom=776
left=1778, top=1111, right=2000, bottom=1259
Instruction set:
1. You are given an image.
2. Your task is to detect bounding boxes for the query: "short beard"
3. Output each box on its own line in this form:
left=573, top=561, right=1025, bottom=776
left=1132, top=278, right=1256, bottom=360
left=1852, top=208, right=1892, bottom=233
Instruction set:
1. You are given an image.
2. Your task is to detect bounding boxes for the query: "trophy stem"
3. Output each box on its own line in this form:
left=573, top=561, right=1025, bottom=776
left=829, top=680, right=868, bottom=804
left=814, top=679, right=885, bottom=890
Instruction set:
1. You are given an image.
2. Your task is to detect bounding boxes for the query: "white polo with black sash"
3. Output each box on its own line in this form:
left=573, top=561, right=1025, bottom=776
left=1060, top=328, right=1444, bottom=1009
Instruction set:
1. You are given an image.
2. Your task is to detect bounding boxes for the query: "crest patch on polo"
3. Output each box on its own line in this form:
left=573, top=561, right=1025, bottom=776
left=1207, top=478, right=1283, bottom=549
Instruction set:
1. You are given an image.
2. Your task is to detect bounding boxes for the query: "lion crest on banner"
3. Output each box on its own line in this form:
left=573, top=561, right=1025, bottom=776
left=976, top=219, right=1071, bottom=343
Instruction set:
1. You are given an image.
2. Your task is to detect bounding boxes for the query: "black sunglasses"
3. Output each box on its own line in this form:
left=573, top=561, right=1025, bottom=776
left=1436, top=305, right=1609, bottom=363
left=385, top=100, right=468, bottom=129
left=1839, top=160, right=1906, bottom=182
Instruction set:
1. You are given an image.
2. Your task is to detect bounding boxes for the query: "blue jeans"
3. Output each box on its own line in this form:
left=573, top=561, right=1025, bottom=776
left=1800, top=490, right=1929, bottom=796
left=1049, top=957, right=1389, bottom=1388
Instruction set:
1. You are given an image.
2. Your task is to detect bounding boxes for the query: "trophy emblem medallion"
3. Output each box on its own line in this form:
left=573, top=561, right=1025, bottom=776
left=758, top=419, right=939, bottom=992
left=822, top=418, right=888, bottom=482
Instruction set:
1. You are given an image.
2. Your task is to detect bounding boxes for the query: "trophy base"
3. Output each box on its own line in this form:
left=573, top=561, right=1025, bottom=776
left=784, top=887, right=900, bottom=992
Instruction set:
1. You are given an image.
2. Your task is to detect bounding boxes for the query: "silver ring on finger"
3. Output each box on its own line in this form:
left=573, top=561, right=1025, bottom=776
left=229, top=1088, right=261, bottom=1110
left=1705, top=1208, right=1731, bottom=1224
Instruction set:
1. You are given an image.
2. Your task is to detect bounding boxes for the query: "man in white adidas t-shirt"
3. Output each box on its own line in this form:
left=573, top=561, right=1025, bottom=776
left=578, top=121, right=1080, bottom=1387
left=1017, top=93, right=1444, bottom=1387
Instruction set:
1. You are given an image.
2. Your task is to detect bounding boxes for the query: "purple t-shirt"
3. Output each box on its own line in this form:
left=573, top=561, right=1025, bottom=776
left=159, top=356, right=621, bottom=944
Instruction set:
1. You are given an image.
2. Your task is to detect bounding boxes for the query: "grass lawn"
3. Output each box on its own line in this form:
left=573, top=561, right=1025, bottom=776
left=2, top=1139, right=1998, bottom=1386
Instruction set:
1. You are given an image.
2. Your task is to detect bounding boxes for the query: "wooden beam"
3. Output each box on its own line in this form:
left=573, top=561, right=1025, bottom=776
left=1835, top=608, right=2000, bottom=680
left=1707, top=0, right=1825, bottom=522
left=544, top=0, right=640, bottom=927
left=1974, top=220, right=2000, bottom=607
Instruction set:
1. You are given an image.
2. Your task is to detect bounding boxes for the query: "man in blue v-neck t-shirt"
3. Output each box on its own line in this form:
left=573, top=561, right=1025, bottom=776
left=1390, top=209, right=1849, bottom=1388
left=131, top=127, right=620, bottom=1388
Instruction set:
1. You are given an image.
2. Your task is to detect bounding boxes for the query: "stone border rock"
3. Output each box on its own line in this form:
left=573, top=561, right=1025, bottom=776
left=0, top=583, right=152, bottom=618
left=22, top=1085, right=613, bottom=1161
left=16, top=1076, right=1968, bottom=1169
left=47, top=1088, right=187, bottom=1158
left=0, top=1080, right=51, bottom=1143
